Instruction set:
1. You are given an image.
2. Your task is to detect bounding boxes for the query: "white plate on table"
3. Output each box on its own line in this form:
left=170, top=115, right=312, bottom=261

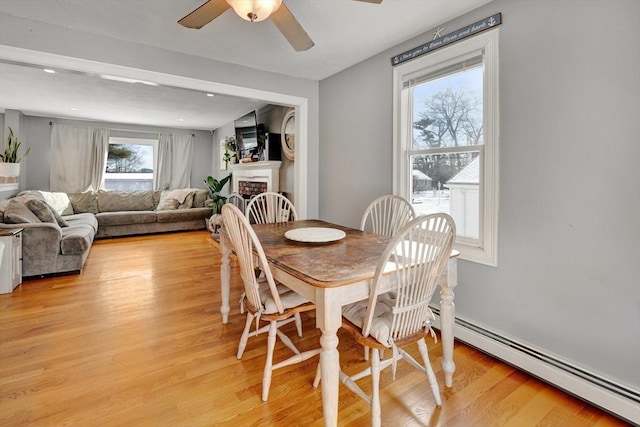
left=284, top=227, right=346, bottom=243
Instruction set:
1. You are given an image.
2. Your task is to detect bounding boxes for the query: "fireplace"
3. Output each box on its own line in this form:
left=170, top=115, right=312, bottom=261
left=230, top=161, right=281, bottom=197
left=238, top=180, right=267, bottom=198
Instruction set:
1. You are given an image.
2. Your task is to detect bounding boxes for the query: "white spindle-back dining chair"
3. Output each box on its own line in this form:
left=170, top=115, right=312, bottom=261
left=360, top=194, right=416, bottom=237
left=245, top=192, right=297, bottom=224
left=221, top=204, right=320, bottom=402
left=226, top=192, right=246, bottom=214
left=360, top=194, right=417, bottom=360
left=314, top=213, right=455, bottom=427
left=241, top=191, right=296, bottom=313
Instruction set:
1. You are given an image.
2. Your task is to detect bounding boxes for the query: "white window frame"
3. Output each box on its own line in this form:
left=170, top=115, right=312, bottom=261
left=105, top=137, right=158, bottom=190
left=393, top=29, right=499, bottom=266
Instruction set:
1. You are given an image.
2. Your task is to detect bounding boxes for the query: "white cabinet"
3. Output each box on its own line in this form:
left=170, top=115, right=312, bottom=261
left=0, top=228, right=22, bottom=293
left=230, top=161, right=281, bottom=197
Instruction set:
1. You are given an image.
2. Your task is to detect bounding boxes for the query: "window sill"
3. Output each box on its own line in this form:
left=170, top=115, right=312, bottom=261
left=455, top=242, right=497, bottom=267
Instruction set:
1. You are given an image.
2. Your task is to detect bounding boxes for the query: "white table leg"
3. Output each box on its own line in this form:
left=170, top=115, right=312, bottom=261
left=316, top=288, right=341, bottom=427
left=219, top=235, right=231, bottom=324
left=439, top=257, right=457, bottom=387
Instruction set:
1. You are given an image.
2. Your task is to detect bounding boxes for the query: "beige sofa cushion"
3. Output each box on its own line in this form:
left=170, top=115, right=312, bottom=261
left=24, top=197, right=69, bottom=227
left=60, top=225, right=94, bottom=255
left=3, top=198, right=41, bottom=224
left=97, top=190, right=155, bottom=212
left=156, top=207, right=211, bottom=223
left=96, top=211, right=157, bottom=227
left=68, top=191, right=99, bottom=214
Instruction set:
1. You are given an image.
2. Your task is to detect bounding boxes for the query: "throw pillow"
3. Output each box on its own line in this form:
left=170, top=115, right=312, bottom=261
left=68, top=191, right=99, bottom=214
left=3, top=199, right=41, bottom=224
left=193, top=190, right=209, bottom=208
left=24, top=198, right=69, bottom=227
left=177, top=192, right=195, bottom=210
left=24, top=198, right=56, bottom=223
left=37, top=191, right=74, bottom=216
left=156, top=191, right=180, bottom=210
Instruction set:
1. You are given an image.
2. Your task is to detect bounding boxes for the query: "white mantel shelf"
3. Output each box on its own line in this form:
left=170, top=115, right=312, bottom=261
left=230, top=161, right=281, bottom=171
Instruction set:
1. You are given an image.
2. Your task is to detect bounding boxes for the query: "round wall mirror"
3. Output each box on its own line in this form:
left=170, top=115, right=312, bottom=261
left=280, top=109, right=295, bottom=161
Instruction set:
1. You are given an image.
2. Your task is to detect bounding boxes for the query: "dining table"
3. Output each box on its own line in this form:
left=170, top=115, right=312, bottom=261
left=218, top=219, right=459, bottom=427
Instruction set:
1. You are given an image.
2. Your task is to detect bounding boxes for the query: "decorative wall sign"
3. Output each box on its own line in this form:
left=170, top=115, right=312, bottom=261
left=391, top=13, right=502, bottom=66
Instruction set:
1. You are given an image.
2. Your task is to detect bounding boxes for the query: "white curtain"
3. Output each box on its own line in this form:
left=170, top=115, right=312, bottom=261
left=155, top=133, right=194, bottom=190
left=155, top=133, right=172, bottom=190
left=50, top=124, right=109, bottom=192
left=171, top=133, right=194, bottom=189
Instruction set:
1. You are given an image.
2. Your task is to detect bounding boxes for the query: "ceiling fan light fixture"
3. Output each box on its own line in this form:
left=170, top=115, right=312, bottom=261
left=226, top=0, right=282, bottom=23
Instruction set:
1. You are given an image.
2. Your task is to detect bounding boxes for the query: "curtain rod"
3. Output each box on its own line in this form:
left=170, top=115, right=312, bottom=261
left=49, top=122, right=195, bottom=137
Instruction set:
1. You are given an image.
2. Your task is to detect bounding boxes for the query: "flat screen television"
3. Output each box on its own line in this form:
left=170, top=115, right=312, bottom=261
left=235, top=111, right=258, bottom=152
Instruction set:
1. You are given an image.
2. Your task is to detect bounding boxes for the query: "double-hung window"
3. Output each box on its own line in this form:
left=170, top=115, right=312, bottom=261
left=105, top=137, right=157, bottom=191
left=393, top=30, right=499, bottom=265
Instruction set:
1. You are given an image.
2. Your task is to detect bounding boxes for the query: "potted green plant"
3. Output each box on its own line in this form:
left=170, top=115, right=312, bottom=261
left=223, top=136, right=237, bottom=167
left=204, top=173, right=232, bottom=235
left=0, top=127, right=31, bottom=183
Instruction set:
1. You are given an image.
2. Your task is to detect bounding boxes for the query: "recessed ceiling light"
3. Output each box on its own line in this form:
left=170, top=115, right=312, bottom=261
left=178, top=118, right=185, bottom=122
left=69, top=107, right=78, bottom=111
left=43, top=69, right=56, bottom=74
left=206, top=93, right=215, bottom=97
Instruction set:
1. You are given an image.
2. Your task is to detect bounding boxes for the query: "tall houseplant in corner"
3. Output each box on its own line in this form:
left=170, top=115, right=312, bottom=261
left=0, top=127, right=31, bottom=184
left=205, top=173, right=232, bottom=234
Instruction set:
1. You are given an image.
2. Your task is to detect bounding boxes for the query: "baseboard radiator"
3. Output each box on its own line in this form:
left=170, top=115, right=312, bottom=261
left=430, top=307, right=640, bottom=425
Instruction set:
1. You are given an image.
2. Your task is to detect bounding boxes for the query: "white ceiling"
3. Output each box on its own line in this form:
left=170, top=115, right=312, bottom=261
left=0, top=0, right=491, bottom=130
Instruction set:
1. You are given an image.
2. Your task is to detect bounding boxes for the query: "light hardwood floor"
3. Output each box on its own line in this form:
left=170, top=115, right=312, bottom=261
left=0, top=231, right=629, bottom=426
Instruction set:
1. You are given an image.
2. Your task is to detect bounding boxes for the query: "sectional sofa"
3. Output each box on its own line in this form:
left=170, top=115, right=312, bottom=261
left=0, top=189, right=212, bottom=278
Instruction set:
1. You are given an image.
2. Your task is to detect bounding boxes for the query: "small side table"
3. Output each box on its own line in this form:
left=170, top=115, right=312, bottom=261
left=0, top=228, right=23, bottom=293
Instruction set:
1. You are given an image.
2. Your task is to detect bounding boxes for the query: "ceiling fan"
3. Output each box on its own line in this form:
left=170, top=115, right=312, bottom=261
left=178, top=0, right=382, bottom=52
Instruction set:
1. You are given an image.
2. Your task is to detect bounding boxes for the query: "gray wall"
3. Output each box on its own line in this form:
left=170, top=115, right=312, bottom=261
left=1, top=113, right=214, bottom=193
left=256, top=104, right=295, bottom=197
left=320, top=0, right=640, bottom=390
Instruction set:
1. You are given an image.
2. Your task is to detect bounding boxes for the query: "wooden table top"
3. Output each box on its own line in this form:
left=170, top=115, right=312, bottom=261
left=246, top=219, right=391, bottom=288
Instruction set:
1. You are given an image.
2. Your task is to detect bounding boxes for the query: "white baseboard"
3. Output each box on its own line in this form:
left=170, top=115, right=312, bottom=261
left=431, top=310, right=640, bottom=425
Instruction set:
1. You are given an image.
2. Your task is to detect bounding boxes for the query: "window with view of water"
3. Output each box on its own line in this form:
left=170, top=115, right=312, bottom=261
left=393, top=30, right=499, bottom=265
left=104, top=137, right=156, bottom=191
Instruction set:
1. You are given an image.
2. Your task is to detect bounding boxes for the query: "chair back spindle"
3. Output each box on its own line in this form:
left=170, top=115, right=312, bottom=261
left=360, top=194, right=416, bottom=237
left=245, top=192, right=297, bottom=224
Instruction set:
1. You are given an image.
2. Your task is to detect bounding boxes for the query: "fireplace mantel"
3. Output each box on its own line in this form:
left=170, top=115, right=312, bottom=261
left=230, top=161, right=281, bottom=197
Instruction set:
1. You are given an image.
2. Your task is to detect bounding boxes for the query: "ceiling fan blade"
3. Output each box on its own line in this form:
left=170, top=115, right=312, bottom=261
left=270, top=3, right=314, bottom=52
left=354, top=0, right=383, bottom=3
left=178, top=0, right=231, bottom=29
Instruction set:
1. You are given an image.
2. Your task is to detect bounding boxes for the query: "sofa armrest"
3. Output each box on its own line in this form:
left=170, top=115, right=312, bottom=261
left=1, top=221, right=63, bottom=237
left=1, top=222, right=64, bottom=277
left=1, top=222, right=63, bottom=254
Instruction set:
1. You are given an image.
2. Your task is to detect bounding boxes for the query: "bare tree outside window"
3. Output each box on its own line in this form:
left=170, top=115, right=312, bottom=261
left=104, top=140, right=155, bottom=190
left=107, top=144, right=145, bottom=173
left=409, top=65, right=483, bottom=239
